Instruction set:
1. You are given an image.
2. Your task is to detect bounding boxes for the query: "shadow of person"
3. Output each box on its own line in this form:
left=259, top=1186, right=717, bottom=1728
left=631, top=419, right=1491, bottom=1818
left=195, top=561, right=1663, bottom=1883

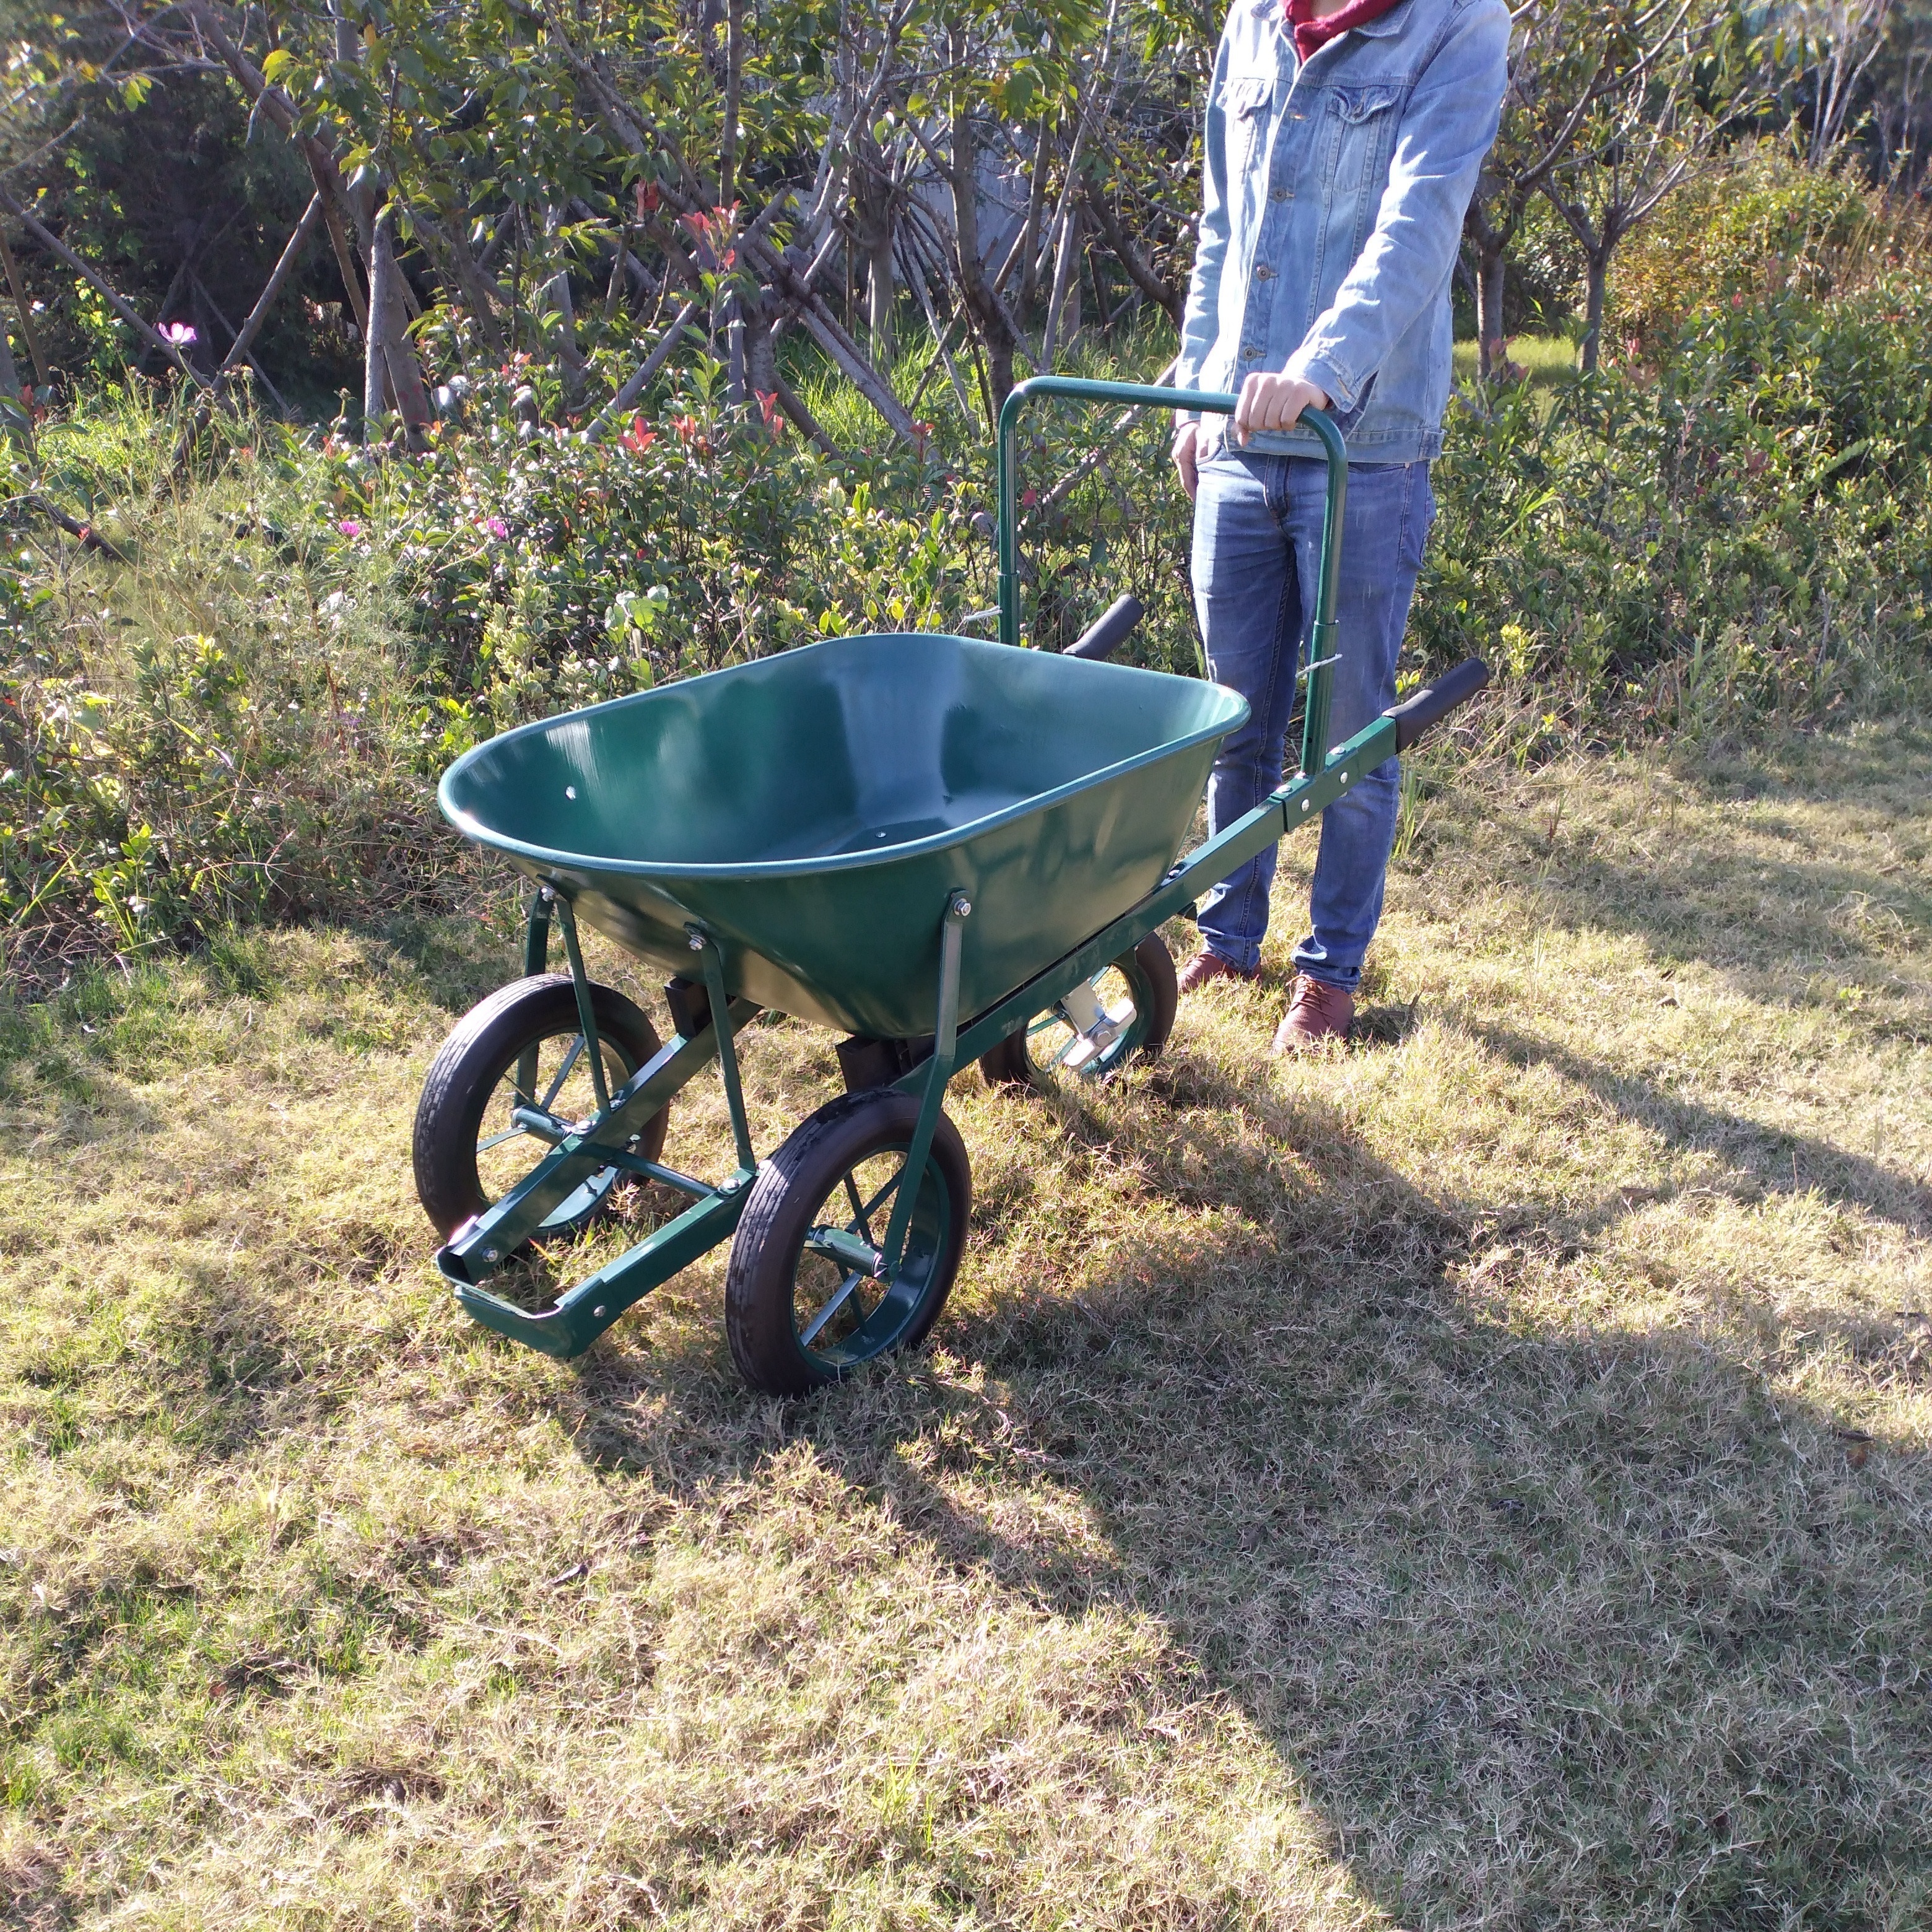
left=1403, top=728, right=1932, bottom=1006
left=551, top=1045, right=1931, bottom=1927
left=1471, top=1019, right=1932, bottom=1237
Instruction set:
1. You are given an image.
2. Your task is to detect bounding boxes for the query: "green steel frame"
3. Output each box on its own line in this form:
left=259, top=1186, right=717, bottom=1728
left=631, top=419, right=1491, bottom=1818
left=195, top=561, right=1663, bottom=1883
left=437, top=376, right=1394, bottom=1361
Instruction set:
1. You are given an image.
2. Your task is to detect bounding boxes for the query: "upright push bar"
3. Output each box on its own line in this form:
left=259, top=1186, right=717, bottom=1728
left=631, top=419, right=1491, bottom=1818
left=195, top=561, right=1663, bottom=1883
left=996, top=375, right=1349, bottom=788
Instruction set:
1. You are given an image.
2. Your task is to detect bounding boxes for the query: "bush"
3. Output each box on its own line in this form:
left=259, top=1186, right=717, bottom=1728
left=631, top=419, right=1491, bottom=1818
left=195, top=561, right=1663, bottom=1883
left=1417, top=273, right=1932, bottom=736
left=1611, top=142, right=1916, bottom=352
left=4, top=257, right=1930, bottom=984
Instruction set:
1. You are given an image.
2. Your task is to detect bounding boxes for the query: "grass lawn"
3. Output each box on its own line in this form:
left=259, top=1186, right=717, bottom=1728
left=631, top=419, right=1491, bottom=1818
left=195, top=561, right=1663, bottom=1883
left=3, top=709, right=1930, bottom=1928
left=1451, top=335, right=1580, bottom=392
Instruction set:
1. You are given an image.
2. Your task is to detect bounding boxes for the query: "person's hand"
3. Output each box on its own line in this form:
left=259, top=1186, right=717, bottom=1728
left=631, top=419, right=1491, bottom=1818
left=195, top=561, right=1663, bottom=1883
left=1233, top=371, right=1330, bottom=445
left=1171, top=419, right=1202, bottom=502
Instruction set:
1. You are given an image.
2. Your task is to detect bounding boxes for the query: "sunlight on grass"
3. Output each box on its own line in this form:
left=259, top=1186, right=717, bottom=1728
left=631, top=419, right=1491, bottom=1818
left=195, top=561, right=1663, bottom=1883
left=1451, top=333, right=1580, bottom=391
left=2, top=714, right=1929, bottom=1926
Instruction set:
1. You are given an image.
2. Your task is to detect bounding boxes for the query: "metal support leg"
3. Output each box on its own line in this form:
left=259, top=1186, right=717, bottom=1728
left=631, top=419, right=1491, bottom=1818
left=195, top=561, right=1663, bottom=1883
left=523, top=887, right=553, bottom=976
left=690, top=928, right=757, bottom=1177
left=516, top=887, right=554, bottom=1103
left=879, top=891, right=971, bottom=1277
left=554, top=895, right=611, bottom=1115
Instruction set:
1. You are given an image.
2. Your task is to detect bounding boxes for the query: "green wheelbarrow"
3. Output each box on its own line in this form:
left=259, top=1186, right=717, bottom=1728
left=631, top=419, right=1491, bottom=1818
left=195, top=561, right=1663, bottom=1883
left=414, top=376, right=1489, bottom=1395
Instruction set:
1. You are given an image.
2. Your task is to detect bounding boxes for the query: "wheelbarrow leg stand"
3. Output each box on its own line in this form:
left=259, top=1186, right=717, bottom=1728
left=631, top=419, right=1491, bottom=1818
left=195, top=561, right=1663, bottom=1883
left=433, top=913, right=766, bottom=1358
left=879, top=892, right=972, bottom=1279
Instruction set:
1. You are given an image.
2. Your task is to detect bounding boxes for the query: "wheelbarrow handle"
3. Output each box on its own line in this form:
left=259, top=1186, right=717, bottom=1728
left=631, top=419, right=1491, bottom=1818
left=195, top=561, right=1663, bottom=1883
left=996, top=375, right=1348, bottom=781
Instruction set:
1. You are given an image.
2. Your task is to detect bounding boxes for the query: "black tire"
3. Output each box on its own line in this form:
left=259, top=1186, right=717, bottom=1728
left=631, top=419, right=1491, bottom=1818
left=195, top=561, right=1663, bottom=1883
left=979, top=931, right=1178, bottom=1092
left=725, top=1089, right=971, bottom=1396
left=413, top=973, right=667, bottom=1242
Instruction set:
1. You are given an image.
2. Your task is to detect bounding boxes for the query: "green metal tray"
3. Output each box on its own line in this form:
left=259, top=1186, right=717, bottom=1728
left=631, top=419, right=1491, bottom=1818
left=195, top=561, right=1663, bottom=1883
left=439, top=630, right=1247, bottom=1040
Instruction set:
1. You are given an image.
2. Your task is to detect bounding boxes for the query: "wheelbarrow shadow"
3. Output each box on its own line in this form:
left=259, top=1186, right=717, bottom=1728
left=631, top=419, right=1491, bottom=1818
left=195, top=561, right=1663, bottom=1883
left=549, top=1033, right=1932, bottom=1927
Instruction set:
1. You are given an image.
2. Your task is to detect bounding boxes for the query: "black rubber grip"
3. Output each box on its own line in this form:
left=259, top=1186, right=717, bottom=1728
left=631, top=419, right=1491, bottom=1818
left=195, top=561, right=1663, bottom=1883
left=1064, top=594, right=1145, bottom=661
left=1385, top=657, right=1490, bottom=751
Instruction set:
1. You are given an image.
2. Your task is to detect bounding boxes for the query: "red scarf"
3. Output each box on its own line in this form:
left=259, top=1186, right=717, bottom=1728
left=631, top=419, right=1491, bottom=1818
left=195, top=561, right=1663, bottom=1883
left=1287, top=0, right=1405, bottom=61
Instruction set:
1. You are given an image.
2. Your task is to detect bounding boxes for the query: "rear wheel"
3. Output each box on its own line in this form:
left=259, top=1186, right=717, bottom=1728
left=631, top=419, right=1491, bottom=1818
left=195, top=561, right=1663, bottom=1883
left=725, top=1090, right=970, bottom=1396
left=978, top=932, right=1178, bottom=1093
left=413, top=973, right=668, bottom=1242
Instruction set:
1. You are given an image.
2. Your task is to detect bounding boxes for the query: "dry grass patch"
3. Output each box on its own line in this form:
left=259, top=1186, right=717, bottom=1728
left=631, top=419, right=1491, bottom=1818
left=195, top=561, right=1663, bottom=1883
left=2, top=714, right=1929, bottom=1928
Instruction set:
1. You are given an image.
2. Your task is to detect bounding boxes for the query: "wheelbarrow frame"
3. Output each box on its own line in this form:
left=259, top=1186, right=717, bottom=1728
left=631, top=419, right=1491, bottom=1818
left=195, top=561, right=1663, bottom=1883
left=432, top=376, right=1488, bottom=1359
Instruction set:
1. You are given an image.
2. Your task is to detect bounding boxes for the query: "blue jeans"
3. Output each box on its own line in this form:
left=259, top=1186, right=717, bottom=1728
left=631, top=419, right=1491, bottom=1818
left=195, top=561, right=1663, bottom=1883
left=1190, top=448, right=1435, bottom=988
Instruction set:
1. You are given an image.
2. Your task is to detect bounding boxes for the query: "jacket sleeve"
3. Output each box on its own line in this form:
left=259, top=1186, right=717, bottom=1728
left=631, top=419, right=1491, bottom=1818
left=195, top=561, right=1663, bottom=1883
left=1284, top=0, right=1509, bottom=410
left=1175, top=19, right=1237, bottom=404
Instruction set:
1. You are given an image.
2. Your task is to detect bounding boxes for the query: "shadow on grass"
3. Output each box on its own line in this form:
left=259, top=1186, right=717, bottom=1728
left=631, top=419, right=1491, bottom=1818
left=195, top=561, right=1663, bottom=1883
left=1418, top=718, right=1932, bottom=1000
left=1474, top=1020, right=1932, bottom=1237
left=553, top=1048, right=1932, bottom=1929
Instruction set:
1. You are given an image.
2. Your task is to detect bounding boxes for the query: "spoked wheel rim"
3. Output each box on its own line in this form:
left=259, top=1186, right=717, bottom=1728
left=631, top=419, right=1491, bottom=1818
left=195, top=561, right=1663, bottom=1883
left=790, top=1141, right=956, bottom=1373
left=445, top=1005, right=658, bottom=1245
left=1018, top=958, right=1152, bottom=1086
left=474, top=1025, right=642, bottom=1234
left=981, top=934, right=1175, bottom=1094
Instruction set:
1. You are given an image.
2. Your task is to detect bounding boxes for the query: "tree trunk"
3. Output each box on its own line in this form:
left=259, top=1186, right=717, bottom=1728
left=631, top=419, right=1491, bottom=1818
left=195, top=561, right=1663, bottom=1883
left=1579, top=246, right=1609, bottom=373
left=546, top=267, right=586, bottom=409
left=1477, top=246, right=1506, bottom=377
left=1039, top=205, right=1079, bottom=371
left=363, top=212, right=393, bottom=427
left=852, top=165, right=897, bottom=359
left=366, top=207, right=431, bottom=445
left=946, top=105, right=1018, bottom=416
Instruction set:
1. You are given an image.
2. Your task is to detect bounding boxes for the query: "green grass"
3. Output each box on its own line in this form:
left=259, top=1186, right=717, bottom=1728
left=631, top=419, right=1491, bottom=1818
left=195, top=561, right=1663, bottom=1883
left=2, top=710, right=1931, bottom=1926
left=1451, top=333, right=1580, bottom=391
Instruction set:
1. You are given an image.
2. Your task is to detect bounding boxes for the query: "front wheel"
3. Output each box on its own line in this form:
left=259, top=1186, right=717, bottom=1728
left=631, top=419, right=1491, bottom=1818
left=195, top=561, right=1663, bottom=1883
left=725, top=1090, right=971, bottom=1396
left=412, top=973, right=668, bottom=1243
left=978, top=932, right=1178, bottom=1092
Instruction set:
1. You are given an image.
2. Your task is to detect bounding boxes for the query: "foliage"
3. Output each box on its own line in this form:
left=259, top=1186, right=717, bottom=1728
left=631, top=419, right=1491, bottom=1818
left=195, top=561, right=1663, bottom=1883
left=4, top=269, right=1930, bottom=982
left=1421, top=272, right=1932, bottom=734
left=1611, top=137, right=1921, bottom=345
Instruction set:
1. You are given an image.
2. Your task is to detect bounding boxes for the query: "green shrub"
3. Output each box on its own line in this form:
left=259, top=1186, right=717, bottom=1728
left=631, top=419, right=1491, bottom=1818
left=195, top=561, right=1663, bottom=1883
left=1611, top=142, right=1915, bottom=352
left=4, top=263, right=1930, bottom=983
left=1417, top=273, right=1932, bottom=734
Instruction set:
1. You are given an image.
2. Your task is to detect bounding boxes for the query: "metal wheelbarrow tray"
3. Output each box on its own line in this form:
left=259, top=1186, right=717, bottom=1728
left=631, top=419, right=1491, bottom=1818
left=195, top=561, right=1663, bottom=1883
left=413, top=376, right=1491, bottom=1396
left=440, top=632, right=1247, bottom=1042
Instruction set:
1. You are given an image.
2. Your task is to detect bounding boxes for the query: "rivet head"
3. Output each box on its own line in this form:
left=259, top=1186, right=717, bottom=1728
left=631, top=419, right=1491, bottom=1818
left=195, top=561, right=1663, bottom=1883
left=1300, top=798, right=1311, bottom=812
left=565, top=785, right=577, bottom=800
left=482, top=1247, right=499, bottom=1262
left=591, top=1303, right=607, bottom=1318
left=1339, top=770, right=1350, bottom=783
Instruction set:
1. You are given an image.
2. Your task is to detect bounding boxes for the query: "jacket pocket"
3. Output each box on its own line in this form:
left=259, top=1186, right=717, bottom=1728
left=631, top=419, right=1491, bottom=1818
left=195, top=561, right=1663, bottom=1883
left=1329, top=82, right=1400, bottom=124
left=1321, top=82, right=1402, bottom=235
left=1225, top=74, right=1273, bottom=170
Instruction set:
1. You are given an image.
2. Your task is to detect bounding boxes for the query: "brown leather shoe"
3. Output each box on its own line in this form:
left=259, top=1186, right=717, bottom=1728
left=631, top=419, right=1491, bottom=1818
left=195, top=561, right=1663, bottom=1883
left=1178, top=947, right=1261, bottom=996
left=1271, top=973, right=1355, bottom=1054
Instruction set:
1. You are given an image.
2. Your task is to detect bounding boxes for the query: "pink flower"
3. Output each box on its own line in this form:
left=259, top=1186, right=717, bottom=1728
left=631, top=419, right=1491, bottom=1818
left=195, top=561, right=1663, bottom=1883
left=483, top=516, right=509, bottom=540
left=161, top=321, right=198, bottom=347
left=338, top=518, right=363, bottom=537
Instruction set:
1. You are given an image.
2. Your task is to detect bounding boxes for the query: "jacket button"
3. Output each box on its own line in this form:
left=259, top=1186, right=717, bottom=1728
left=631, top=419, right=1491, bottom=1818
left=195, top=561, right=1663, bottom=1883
left=1243, top=345, right=1263, bottom=360
left=1271, top=187, right=1291, bottom=202
left=1255, top=264, right=1276, bottom=280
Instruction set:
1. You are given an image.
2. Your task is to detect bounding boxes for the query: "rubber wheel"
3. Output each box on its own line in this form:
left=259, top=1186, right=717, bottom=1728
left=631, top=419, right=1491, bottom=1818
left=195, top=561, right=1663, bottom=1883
left=413, top=973, right=668, bottom=1242
left=979, top=932, right=1178, bottom=1092
left=725, top=1090, right=971, bottom=1396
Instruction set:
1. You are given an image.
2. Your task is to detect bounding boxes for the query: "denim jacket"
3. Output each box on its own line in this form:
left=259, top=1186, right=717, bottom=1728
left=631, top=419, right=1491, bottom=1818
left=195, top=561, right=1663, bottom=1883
left=1177, top=0, right=1509, bottom=463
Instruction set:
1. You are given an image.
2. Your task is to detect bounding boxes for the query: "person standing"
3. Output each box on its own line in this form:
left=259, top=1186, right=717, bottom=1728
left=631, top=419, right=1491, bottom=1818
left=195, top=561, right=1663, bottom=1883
left=1172, top=0, right=1508, bottom=1050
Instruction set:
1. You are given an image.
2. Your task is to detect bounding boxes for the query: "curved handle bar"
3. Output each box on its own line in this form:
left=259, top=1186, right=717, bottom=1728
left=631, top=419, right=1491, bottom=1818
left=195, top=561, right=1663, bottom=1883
left=995, top=374, right=1349, bottom=781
